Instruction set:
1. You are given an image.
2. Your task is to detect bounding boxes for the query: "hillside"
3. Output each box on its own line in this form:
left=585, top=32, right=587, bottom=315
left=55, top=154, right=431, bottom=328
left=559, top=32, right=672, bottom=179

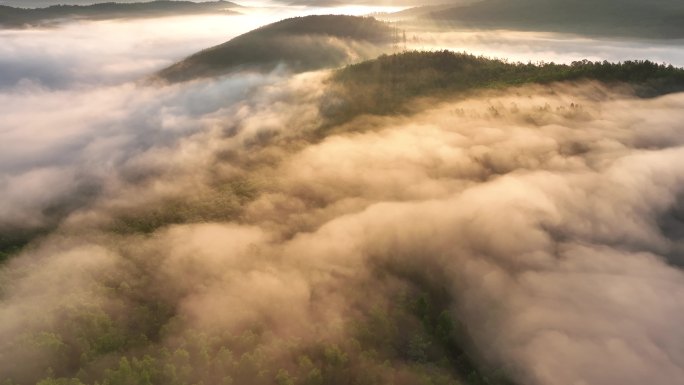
left=156, top=15, right=394, bottom=82
left=323, top=50, right=684, bottom=123
left=404, top=0, right=684, bottom=39
left=0, top=0, right=239, bottom=27
left=371, top=2, right=474, bottom=22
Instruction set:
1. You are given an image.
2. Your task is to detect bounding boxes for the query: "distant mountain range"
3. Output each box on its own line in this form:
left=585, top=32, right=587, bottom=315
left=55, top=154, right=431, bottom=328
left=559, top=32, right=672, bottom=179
left=0, top=0, right=240, bottom=27
left=386, top=0, right=684, bottom=39
left=0, top=0, right=143, bottom=7
left=156, top=15, right=394, bottom=83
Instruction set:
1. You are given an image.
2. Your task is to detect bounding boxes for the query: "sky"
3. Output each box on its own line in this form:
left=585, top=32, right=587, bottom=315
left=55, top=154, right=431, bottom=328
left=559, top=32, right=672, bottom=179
left=2, top=3, right=684, bottom=385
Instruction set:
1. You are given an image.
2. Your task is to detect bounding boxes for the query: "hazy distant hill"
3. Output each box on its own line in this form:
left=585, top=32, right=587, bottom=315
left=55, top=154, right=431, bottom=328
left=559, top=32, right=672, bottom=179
left=0, top=0, right=239, bottom=27
left=0, top=0, right=142, bottom=6
left=371, top=2, right=473, bottom=22
left=156, top=15, right=394, bottom=83
left=405, top=0, right=684, bottom=39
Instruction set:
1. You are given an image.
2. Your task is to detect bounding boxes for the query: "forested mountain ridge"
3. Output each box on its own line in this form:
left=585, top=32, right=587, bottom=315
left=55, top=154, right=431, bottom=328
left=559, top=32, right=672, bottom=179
left=323, top=50, right=684, bottom=124
left=156, top=15, right=394, bottom=83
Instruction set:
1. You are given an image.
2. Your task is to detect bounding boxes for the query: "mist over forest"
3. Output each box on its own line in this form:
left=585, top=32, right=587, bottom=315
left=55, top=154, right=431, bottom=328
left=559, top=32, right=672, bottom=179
left=2, top=2, right=684, bottom=385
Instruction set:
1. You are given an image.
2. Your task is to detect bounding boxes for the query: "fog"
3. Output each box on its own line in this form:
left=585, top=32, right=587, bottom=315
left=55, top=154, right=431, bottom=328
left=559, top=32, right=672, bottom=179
left=2, top=7, right=684, bottom=385
left=406, top=30, right=684, bottom=66
left=0, top=14, right=282, bottom=88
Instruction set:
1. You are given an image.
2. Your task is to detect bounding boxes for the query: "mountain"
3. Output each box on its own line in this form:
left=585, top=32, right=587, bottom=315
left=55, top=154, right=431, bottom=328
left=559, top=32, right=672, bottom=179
left=322, top=50, right=684, bottom=124
left=371, top=2, right=474, bottom=22
left=0, top=0, right=144, bottom=7
left=156, top=15, right=395, bottom=83
left=0, top=0, right=240, bottom=27
left=407, top=0, right=684, bottom=39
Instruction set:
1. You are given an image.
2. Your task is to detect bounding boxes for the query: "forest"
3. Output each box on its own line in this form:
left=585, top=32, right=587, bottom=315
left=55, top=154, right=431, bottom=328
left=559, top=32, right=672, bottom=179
left=157, top=15, right=393, bottom=82
left=325, top=50, right=684, bottom=123
left=2, top=286, right=513, bottom=385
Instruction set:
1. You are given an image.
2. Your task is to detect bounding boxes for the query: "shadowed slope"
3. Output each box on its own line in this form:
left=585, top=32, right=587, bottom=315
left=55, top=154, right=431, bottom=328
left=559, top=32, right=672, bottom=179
left=156, top=15, right=394, bottom=83
left=415, top=0, right=684, bottom=39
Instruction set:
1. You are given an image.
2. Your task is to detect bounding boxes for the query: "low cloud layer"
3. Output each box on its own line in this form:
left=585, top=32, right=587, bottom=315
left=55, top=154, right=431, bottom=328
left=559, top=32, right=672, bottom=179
left=0, top=14, right=281, bottom=89
left=3, top=13, right=684, bottom=385
left=4, top=75, right=684, bottom=385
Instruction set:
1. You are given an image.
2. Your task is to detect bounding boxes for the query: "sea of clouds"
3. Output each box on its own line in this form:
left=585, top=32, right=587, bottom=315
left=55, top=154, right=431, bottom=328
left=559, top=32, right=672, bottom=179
left=2, top=9, right=684, bottom=385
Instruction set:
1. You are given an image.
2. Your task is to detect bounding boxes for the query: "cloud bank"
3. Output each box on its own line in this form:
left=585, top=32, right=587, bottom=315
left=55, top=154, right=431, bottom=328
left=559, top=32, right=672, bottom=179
left=4, top=75, right=684, bottom=385
left=3, top=13, right=684, bottom=385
